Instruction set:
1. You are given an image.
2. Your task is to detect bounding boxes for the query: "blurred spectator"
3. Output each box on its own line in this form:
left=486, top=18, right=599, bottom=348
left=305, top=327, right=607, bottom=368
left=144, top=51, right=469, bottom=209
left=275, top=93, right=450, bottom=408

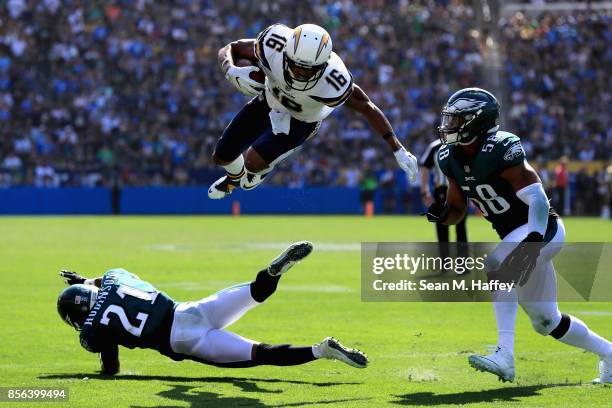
left=0, top=1, right=607, bottom=194
left=554, top=156, right=569, bottom=216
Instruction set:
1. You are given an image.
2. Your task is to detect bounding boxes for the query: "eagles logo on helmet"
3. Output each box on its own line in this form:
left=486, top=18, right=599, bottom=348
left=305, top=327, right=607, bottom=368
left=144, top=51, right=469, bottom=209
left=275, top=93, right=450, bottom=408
left=438, top=87, right=500, bottom=145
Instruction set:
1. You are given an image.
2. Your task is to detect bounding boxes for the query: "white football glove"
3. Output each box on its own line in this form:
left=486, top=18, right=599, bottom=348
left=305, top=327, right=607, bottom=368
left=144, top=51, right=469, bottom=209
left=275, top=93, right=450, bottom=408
left=394, top=147, right=418, bottom=182
left=225, top=65, right=264, bottom=97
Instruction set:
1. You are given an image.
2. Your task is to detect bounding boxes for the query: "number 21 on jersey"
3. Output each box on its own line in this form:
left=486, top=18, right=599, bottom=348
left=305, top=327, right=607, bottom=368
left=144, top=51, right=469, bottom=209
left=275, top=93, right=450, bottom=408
left=99, top=285, right=157, bottom=337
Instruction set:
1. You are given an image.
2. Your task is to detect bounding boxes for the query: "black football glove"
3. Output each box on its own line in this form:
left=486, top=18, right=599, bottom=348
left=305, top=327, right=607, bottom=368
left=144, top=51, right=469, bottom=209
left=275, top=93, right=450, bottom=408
left=422, top=202, right=450, bottom=223
left=498, top=232, right=545, bottom=287
left=59, top=269, right=86, bottom=285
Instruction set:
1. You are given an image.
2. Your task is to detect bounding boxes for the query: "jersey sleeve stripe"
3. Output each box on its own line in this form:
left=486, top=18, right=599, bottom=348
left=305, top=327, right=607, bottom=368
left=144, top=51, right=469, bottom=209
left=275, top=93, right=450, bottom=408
left=310, top=76, right=354, bottom=107
left=255, top=27, right=272, bottom=70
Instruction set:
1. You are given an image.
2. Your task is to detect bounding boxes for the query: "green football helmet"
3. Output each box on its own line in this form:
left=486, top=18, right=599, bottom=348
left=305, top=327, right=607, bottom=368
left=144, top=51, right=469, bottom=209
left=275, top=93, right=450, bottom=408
left=57, top=284, right=98, bottom=330
left=438, top=87, right=500, bottom=145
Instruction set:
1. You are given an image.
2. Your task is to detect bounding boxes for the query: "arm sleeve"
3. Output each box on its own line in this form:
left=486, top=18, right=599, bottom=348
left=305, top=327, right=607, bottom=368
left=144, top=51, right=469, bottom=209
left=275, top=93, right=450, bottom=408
left=516, top=182, right=550, bottom=236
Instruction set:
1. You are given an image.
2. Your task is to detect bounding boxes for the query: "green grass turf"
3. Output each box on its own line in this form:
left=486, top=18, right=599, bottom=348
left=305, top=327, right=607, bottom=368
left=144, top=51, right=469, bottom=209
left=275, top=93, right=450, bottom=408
left=0, top=216, right=610, bottom=407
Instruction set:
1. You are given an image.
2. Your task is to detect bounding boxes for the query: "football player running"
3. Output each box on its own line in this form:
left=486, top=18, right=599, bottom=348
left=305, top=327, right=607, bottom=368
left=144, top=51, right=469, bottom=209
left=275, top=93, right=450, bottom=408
left=208, top=23, right=418, bottom=198
left=56, top=242, right=368, bottom=375
left=425, top=88, right=611, bottom=384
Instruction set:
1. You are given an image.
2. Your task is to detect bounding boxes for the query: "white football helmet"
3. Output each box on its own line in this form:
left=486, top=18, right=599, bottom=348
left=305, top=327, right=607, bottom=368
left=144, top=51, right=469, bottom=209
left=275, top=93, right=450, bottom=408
left=283, top=24, right=332, bottom=91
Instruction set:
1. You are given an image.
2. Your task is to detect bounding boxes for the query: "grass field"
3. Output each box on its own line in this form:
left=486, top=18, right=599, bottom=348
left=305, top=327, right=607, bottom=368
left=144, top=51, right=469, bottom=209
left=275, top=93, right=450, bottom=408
left=0, top=216, right=610, bottom=407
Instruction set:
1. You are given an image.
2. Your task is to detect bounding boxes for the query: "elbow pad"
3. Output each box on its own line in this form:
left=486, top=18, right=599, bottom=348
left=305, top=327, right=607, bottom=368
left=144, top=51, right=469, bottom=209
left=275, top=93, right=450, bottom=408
left=516, top=183, right=550, bottom=236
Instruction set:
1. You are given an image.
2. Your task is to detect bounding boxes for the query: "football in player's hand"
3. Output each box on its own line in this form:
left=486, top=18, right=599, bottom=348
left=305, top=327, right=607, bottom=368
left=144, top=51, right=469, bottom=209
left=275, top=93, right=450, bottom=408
left=234, top=58, right=265, bottom=84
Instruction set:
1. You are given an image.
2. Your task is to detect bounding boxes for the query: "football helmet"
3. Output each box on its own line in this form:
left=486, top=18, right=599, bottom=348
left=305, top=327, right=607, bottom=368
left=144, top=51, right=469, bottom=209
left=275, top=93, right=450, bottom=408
left=283, top=24, right=332, bottom=91
left=438, top=87, right=500, bottom=145
left=57, top=284, right=98, bottom=330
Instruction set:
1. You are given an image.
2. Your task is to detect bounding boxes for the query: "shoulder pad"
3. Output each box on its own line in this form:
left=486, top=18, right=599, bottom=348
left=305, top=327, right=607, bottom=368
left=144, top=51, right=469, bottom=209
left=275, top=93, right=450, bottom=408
left=309, top=54, right=353, bottom=107
left=436, top=144, right=453, bottom=177
left=255, top=24, right=291, bottom=70
left=482, top=131, right=525, bottom=170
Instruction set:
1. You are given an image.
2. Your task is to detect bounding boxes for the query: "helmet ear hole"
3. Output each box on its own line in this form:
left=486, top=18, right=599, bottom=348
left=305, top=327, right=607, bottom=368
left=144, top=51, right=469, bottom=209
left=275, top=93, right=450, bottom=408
left=57, top=284, right=98, bottom=331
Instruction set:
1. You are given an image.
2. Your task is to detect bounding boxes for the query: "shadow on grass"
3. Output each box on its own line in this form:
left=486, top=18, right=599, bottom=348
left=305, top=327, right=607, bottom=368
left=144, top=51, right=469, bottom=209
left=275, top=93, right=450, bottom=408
left=393, top=383, right=581, bottom=405
left=39, top=374, right=368, bottom=407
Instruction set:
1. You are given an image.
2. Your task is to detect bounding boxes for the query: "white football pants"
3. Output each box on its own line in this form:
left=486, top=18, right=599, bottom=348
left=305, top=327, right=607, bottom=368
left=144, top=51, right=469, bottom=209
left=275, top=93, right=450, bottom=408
left=169, top=283, right=260, bottom=363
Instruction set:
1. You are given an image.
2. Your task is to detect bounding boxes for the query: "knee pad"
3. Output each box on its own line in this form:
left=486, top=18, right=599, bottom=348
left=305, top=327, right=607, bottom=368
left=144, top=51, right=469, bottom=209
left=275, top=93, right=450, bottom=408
left=522, top=302, right=562, bottom=336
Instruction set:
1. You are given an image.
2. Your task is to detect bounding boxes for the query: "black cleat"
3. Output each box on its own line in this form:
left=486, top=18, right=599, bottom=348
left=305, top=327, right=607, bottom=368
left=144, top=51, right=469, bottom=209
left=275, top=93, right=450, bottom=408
left=267, top=241, right=314, bottom=276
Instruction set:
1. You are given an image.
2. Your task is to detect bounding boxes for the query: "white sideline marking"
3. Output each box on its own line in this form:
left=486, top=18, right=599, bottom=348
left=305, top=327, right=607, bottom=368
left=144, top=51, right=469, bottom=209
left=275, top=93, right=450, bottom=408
left=569, top=311, right=612, bottom=316
left=238, top=242, right=361, bottom=252
left=148, top=243, right=192, bottom=251
left=161, top=281, right=354, bottom=293
left=148, top=242, right=361, bottom=252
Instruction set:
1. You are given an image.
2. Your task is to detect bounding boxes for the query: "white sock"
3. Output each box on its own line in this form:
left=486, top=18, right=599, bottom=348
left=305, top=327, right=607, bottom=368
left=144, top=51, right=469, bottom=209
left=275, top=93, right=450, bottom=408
left=493, top=289, right=518, bottom=354
left=312, top=344, right=323, bottom=359
left=222, top=155, right=245, bottom=178
left=558, top=315, right=612, bottom=358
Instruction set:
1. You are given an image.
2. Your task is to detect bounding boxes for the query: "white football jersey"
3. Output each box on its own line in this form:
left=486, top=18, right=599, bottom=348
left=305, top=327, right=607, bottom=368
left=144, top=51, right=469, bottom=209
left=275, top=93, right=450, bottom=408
left=254, top=24, right=353, bottom=123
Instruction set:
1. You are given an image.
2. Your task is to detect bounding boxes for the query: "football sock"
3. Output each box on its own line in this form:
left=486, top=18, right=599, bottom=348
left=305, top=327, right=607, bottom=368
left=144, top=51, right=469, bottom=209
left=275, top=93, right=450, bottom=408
left=493, top=289, right=518, bottom=354
left=253, top=343, right=316, bottom=366
left=222, top=155, right=245, bottom=180
left=250, top=269, right=280, bottom=303
left=551, top=314, right=612, bottom=358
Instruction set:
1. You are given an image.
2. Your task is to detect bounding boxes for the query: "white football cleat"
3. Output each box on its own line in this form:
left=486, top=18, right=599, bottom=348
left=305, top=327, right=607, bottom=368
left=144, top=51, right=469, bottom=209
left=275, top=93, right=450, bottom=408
left=592, top=355, right=612, bottom=384
left=208, top=175, right=240, bottom=199
left=267, top=241, right=313, bottom=276
left=469, top=346, right=515, bottom=382
left=314, top=337, right=368, bottom=368
left=240, top=171, right=268, bottom=190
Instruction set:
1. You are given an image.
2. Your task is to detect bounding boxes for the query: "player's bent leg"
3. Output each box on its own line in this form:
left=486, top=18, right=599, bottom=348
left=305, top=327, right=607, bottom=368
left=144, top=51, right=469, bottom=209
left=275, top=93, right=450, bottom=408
left=197, top=329, right=258, bottom=364
left=241, top=147, right=272, bottom=190
left=241, top=118, right=319, bottom=191
left=520, top=259, right=612, bottom=383
left=201, top=283, right=261, bottom=329
left=209, top=96, right=272, bottom=199
left=199, top=242, right=314, bottom=329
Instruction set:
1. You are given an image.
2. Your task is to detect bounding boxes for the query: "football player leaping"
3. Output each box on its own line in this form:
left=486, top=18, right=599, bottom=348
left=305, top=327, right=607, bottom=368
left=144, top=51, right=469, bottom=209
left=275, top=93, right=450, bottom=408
left=208, top=23, right=418, bottom=198
left=425, top=88, right=611, bottom=384
left=56, top=242, right=368, bottom=375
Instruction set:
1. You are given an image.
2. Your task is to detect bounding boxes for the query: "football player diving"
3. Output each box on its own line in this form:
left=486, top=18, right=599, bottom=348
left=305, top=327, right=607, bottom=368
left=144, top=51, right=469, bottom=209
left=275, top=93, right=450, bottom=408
left=208, top=23, right=418, bottom=199
left=56, top=242, right=368, bottom=375
left=425, top=88, right=611, bottom=384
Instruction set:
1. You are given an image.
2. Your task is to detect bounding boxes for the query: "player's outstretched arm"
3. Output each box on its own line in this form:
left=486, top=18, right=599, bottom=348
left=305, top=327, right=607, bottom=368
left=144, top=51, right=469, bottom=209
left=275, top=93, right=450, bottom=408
left=99, top=345, right=120, bottom=376
left=59, top=270, right=102, bottom=287
left=344, top=84, right=418, bottom=181
left=218, top=39, right=263, bottom=96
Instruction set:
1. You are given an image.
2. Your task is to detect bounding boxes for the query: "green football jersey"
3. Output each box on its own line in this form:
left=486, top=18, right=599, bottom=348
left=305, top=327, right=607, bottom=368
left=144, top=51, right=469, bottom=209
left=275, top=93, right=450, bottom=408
left=436, top=131, right=530, bottom=238
left=80, top=269, right=176, bottom=355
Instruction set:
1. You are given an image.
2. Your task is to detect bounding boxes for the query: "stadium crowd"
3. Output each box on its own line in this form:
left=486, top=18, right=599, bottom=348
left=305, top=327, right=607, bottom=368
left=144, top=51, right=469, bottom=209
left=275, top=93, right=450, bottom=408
left=0, top=1, right=609, bottom=213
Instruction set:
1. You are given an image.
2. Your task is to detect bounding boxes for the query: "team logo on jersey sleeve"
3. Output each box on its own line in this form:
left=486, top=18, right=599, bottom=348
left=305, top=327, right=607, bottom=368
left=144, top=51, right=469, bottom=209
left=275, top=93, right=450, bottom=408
left=503, top=142, right=524, bottom=161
